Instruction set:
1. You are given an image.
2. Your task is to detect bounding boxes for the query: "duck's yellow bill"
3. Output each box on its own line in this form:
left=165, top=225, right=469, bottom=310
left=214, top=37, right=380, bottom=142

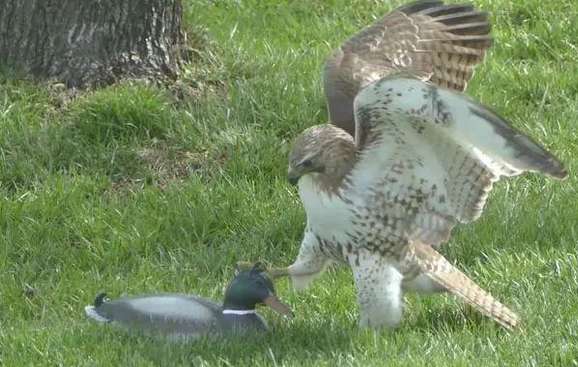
left=263, top=295, right=293, bottom=318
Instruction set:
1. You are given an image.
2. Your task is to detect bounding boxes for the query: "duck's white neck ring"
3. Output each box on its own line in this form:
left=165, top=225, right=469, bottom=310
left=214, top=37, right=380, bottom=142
left=222, top=309, right=256, bottom=315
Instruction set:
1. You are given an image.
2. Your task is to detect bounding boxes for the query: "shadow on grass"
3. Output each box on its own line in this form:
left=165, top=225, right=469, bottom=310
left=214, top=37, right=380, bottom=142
left=79, top=319, right=358, bottom=365
left=77, top=303, right=513, bottom=365
left=0, top=82, right=210, bottom=194
left=410, top=300, right=511, bottom=335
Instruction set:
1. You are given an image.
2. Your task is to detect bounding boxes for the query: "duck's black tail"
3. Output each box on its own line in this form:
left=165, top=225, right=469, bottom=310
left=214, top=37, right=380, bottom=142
left=85, top=292, right=111, bottom=323
left=94, top=292, right=108, bottom=307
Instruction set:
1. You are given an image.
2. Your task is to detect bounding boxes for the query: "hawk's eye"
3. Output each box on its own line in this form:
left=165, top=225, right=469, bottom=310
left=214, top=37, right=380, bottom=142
left=300, top=159, right=313, bottom=168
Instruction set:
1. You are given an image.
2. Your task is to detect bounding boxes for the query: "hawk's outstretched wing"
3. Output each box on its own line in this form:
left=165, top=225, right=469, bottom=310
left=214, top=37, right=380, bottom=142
left=349, top=76, right=566, bottom=247
left=325, top=0, right=492, bottom=135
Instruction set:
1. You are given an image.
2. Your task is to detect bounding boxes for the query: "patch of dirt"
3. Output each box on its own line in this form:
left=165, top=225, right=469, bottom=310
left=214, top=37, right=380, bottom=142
left=107, top=144, right=225, bottom=193
left=138, top=146, right=203, bottom=183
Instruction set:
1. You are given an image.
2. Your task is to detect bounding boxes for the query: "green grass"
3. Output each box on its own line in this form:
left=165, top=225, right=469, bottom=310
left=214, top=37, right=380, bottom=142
left=1, top=0, right=578, bottom=365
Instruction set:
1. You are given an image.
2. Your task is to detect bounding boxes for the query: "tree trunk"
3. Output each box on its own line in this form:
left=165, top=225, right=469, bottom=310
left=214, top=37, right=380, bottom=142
left=0, top=0, right=184, bottom=88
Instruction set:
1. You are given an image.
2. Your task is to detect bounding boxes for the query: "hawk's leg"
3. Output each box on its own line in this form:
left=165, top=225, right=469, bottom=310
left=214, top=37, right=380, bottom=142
left=235, top=261, right=324, bottom=281
left=402, top=273, right=447, bottom=294
left=349, top=250, right=403, bottom=329
left=288, top=231, right=329, bottom=290
left=235, top=261, right=291, bottom=279
left=237, top=232, right=330, bottom=288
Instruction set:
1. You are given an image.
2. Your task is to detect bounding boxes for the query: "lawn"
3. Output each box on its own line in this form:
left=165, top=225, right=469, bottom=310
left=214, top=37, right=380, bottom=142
left=1, top=0, right=578, bottom=365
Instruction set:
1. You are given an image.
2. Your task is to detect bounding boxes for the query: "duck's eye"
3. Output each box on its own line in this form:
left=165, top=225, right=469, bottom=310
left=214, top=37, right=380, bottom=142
left=300, top=159, right=313, bottom=168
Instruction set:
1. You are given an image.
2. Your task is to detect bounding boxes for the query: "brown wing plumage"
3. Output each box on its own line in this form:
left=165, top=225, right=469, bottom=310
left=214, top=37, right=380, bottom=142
left=324, top=0, right=492, bottom=135
left=405, top=241, right=520, bottom=330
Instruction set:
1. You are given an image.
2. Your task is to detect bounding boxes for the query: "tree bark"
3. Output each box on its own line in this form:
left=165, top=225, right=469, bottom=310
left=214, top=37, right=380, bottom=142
left=0, top=0, right=184, bottom=88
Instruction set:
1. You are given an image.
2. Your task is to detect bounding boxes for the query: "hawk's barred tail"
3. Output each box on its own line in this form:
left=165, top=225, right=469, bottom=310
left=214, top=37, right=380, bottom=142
left=407, top=242, right=520, bottom=330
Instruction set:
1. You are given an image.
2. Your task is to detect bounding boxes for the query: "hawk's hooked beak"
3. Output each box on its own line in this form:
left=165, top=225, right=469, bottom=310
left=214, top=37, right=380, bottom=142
left=287, top=167, right=301, bottom=186
left=288, top=174, right=300, bottom=186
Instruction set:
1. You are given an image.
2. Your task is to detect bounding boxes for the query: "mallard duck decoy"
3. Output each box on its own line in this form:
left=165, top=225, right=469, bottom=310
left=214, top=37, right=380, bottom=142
left=84, top=264, right=293, bottom=339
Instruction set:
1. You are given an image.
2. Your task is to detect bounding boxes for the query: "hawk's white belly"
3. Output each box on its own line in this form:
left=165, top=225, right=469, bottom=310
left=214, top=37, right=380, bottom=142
left=298, top=175, right=355, bottom=249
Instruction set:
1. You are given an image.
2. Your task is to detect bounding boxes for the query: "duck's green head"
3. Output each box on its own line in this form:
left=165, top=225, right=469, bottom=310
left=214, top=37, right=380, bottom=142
left=223, top=263, right=293, bottom=317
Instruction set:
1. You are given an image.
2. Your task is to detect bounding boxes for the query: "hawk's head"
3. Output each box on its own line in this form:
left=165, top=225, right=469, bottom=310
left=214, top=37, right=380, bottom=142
left=288, top=124, right=355, bottom=187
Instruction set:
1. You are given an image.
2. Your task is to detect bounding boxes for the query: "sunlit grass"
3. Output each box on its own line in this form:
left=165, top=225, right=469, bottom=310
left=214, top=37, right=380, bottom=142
left=1, top=0, right=577, bottom=366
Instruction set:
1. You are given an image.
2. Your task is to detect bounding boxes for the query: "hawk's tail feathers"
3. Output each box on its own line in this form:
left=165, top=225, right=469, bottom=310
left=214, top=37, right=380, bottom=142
left=408, top=243, right=520, bottom=330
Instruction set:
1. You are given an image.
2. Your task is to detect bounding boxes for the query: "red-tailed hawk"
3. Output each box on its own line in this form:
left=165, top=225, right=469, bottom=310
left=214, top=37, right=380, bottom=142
left=281, top=0, right=567, bottom=329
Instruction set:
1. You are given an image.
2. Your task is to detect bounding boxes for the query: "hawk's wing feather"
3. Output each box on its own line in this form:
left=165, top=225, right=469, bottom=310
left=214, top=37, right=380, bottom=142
left=349, top=76, right=566, bottom=246
left=324, top=0, right=492, bottom=135
left=405, top=241, right=520, bottom=330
